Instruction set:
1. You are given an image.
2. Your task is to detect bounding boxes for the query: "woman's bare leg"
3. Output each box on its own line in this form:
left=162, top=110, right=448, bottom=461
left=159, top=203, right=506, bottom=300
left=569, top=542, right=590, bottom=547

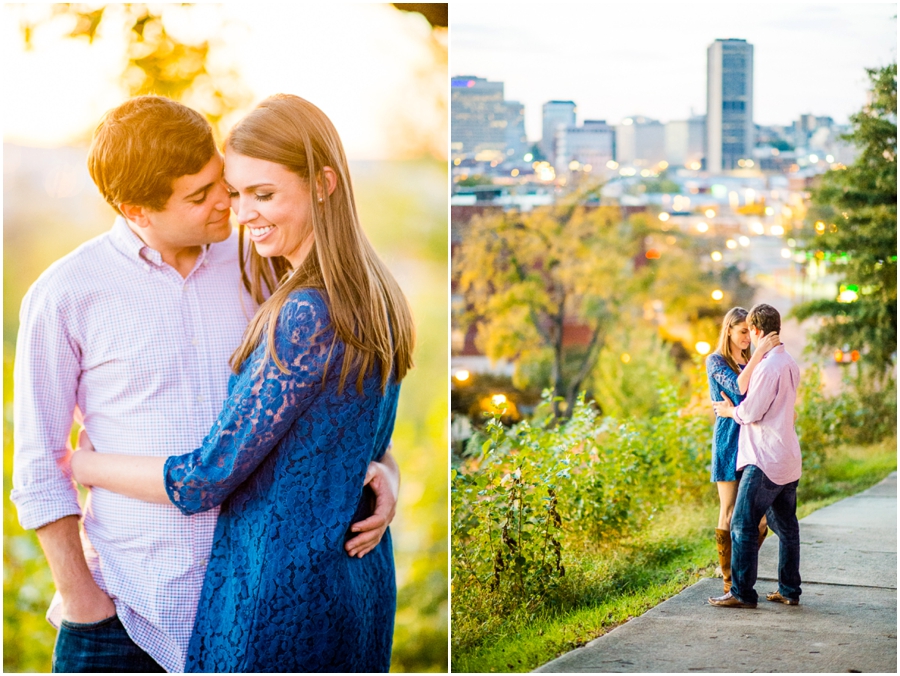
left=716, top=480, right=739, bottom=530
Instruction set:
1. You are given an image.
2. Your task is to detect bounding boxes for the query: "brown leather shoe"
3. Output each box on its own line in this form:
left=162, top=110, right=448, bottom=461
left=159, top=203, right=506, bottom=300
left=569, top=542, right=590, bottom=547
left=708, top=591, right=757, bottom=608
left=766, top=591, right=799, bottom=605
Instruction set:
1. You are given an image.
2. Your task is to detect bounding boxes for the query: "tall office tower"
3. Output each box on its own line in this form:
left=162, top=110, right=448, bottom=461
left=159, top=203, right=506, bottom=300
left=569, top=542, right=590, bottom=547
left=554, top=120, right=615, bottom=173
left=615, top=115, right=665, bottom=166
left=450, top=75, right=508, bottom=158
left=541, top=100, right=576, bottom=163
left=706, top=39, right=754, bottom=172
left=665, top=115, right=706, bottom=168
left=504, top=100, right=529, bottom=159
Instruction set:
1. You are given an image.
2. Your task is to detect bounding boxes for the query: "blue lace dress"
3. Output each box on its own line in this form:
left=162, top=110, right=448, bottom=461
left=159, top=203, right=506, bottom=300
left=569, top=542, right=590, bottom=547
left=706, top=352, right=746, bottom=482
left=163, top=289, right=399, bottom=673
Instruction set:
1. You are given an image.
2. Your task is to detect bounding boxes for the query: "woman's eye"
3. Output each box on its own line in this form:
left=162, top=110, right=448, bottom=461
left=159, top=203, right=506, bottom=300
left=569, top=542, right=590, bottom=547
left=256, top=193, right=273, bottom=202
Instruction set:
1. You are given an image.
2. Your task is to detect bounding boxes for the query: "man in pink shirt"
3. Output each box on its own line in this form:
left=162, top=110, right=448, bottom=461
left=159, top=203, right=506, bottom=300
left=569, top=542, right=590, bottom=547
left=12, top=96, right=400, bottom=672
left=708, top=303, right=802, bottom=609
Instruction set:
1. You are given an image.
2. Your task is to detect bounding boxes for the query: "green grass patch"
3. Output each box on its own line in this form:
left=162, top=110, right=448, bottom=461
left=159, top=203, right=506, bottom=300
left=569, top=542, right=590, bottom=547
left=452, top=439, right=896, bottom=673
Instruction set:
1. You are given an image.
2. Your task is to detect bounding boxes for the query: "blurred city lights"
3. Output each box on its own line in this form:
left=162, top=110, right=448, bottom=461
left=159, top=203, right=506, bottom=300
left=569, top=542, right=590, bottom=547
left=645, top=249, right=661, bottom=259
left=695, top=341, right=711, bottom=355
left=569, top=160, right=581, bottom=170
left=711, top=251, right=723, bottom=261
left=606, top=160, right=619, bottom=169
left=640, top=169, right=652, bottom=177
left=454, top=369, right=471, bottom=382
left=809, top=154, right=819, bottom=163
left=524, top=153, right=533, bottom=162
left=696, top=222, right=709, bottom=233
left=770, top=225, right=785, bottom=236
left=583, top=164, right=592, bottom=172
left=751, top=221, right=765, bottom=234
left=787, top=238, right=796, bottom=247
left=621, top=353, right=631, bottom=363
left=491, top=394, right=507, bottom=406
left=765, top=206, right=774, bottom=215
left=689, top=161, right=702, bottom=170
left=453, top=158, right=461, bottom=166
left=726, top=239, right=738, bottom=249
left=622, top=118, right=633, bottom=125
left=511, top=168, right=519, bottom=177
left=826, top=154, right=835, bottom=163
left=738, top=236, right=750, bottom=246
left=705, top=209, right=716, bottom=218
left=711, top=289, right=724, bottom=300
left=658, top=212, right=670, bottom=222
left=658, top=161, right=669, bottom=169
left=781, top=248, right=792, bottom=258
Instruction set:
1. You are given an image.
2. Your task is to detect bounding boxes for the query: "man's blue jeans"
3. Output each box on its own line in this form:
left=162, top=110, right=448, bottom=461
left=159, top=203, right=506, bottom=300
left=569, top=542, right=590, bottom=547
left=51, top=614, right=165, bottom=673
left=730, top=464, right=802, bottom=605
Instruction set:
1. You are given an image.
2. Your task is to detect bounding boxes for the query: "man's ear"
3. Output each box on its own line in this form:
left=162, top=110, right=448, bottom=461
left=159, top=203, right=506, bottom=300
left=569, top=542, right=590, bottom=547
left=119, top=203, right=151, bottom=228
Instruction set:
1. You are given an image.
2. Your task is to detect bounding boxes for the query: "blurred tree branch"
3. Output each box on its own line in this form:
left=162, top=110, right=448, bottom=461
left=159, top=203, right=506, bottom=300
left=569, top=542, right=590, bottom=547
left=19, top=4, right=252, bottom=140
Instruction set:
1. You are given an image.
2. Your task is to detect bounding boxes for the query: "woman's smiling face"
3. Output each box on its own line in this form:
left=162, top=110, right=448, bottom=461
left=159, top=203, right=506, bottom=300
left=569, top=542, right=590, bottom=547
left=224, top=150, right=315, bottom=268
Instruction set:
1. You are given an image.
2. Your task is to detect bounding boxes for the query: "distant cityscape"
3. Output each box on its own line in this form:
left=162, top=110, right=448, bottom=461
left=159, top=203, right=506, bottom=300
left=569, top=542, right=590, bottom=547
left=450, top=38, right=857, bottom=205
left=450, top=37, right=852, bottom=392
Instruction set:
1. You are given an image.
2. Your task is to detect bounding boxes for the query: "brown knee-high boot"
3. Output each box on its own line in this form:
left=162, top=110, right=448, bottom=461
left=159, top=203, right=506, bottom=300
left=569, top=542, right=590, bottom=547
left=715, top=528, right=732, bottom=593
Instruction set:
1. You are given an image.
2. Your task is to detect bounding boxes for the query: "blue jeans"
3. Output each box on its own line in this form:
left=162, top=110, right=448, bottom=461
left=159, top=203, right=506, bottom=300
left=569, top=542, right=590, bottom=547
left=731, top=464, right=802, bottom=605
left=52, top=614, right=165, bottom=673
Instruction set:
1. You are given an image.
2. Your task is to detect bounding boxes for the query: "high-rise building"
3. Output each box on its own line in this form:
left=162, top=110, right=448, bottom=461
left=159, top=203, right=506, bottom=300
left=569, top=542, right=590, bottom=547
left=554, top=120, right=615, bottom=173
left=450, top=75, right=508, bottom=158
left=504, top=100, right=529, bottom=159
left=706, top=39, right=754, bottom=172
left=541, top=100, right=576, bottom=163
left=615, top=116, right=665, bottom=166
left=665, top=115, right=706, bottom=168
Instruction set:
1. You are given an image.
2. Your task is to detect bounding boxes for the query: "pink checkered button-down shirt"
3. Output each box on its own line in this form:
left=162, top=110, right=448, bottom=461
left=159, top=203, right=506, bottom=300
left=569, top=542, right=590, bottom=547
left=734, top=345, right=803, bottom=485
left=11, top=217, right=256, bottom=672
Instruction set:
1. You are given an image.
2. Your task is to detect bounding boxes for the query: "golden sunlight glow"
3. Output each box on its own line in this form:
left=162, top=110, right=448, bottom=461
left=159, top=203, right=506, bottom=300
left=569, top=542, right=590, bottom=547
left=711, top=251, right=723, bottom=261
left=696, top=222, right=708, bottom=233
left=491, top=394, right=508, bottom=406
left=711, top=289, right=724, bottom=301
left=454, top=369, right=471, bottom=382
left=658, top=212, right=670, bottom=222
left=4, top=4, right=445, bottom=159
left=704, top=208, right=715, bottom=218
left=621, top=353, right=631, bottom=363
left=695, top=341, right=711, bottom=355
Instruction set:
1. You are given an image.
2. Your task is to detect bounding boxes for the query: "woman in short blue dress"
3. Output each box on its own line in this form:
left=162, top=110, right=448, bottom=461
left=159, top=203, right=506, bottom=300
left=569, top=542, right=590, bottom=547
left=707, top=306, right=779, bottom=593
left=71, top=95, right=415, bottom=672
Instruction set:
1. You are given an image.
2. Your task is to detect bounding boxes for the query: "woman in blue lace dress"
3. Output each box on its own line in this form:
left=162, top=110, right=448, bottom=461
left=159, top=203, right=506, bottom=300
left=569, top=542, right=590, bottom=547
left=71, top=95, right=415, bottom=672
left=707, top=307, right=779, bottom=593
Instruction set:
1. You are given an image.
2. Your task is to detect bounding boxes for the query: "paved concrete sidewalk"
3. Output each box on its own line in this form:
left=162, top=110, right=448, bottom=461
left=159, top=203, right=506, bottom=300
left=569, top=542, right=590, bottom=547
left=536, top=472, right=897, bottom=673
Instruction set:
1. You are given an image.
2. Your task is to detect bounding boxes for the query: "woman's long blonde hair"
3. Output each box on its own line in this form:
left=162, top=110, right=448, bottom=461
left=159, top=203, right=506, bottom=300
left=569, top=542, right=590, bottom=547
left=714, top=307, right=751, bottom=374
left=227, top=94, right=414, bottom=392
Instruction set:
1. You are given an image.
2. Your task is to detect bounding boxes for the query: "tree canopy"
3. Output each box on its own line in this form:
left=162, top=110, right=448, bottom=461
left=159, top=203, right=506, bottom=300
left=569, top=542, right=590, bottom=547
left=790, top=64, right=897, bottom=381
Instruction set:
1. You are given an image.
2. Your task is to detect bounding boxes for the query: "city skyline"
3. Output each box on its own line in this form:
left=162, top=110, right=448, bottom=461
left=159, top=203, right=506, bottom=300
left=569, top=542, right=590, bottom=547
left=451, top=2, right=896, bottom=141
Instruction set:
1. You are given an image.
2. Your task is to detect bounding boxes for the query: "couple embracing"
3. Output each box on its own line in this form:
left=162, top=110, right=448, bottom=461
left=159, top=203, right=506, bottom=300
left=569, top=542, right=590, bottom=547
left=12, top=94, right=413, bottom=672
left=705, top=303, right=803, bottom=609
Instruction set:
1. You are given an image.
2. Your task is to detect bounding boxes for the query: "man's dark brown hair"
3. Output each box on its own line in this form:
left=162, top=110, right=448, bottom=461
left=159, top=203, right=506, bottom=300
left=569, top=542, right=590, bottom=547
left=747, top=303, right=781, bottom=335
left=88, top=96, right=216, bottom=214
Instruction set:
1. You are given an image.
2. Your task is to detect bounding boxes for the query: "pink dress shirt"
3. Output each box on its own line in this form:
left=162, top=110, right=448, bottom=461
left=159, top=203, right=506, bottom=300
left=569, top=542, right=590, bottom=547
left=11, top=217, right=255, bottom=672
left=733, top=345, right=802, bottom=485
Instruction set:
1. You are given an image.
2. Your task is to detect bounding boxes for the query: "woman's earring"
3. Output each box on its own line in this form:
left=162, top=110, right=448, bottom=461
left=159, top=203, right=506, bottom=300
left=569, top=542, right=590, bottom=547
left=318, top=197, right=324, bottom=203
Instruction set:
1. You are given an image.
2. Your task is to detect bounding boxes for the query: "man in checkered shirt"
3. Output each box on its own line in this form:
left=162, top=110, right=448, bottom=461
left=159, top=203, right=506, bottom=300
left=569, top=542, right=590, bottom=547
left=11, top=96, right=401, bottom=673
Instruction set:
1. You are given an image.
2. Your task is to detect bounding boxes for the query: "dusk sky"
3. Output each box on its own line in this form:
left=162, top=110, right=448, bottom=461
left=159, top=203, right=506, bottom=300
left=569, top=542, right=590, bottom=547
left=451, top=2, right=896, bottom=140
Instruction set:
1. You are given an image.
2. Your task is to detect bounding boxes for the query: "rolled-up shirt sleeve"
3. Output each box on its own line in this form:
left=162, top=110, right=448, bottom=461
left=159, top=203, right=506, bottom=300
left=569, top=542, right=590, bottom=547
left=733, top=369, right=778, bottom=426
left=11, top=283, right=83, bottom=530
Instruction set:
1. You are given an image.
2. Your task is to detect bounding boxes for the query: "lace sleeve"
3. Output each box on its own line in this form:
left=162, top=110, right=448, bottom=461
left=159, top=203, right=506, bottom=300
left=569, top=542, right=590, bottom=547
left=706, top=353, right=742, bottom=402
left=164, top=290, right=335, bottom=515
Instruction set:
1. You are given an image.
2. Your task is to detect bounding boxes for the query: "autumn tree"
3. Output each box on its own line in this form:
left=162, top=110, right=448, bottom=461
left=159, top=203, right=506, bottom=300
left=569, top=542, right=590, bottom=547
left=790, top=64, right=897, bottom=384
left=454, top=188, right=715, bottom=417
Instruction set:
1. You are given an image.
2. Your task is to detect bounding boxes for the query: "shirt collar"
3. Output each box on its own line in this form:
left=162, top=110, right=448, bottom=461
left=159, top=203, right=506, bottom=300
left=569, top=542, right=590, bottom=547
left=109, top=216, right=213, bottom=270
